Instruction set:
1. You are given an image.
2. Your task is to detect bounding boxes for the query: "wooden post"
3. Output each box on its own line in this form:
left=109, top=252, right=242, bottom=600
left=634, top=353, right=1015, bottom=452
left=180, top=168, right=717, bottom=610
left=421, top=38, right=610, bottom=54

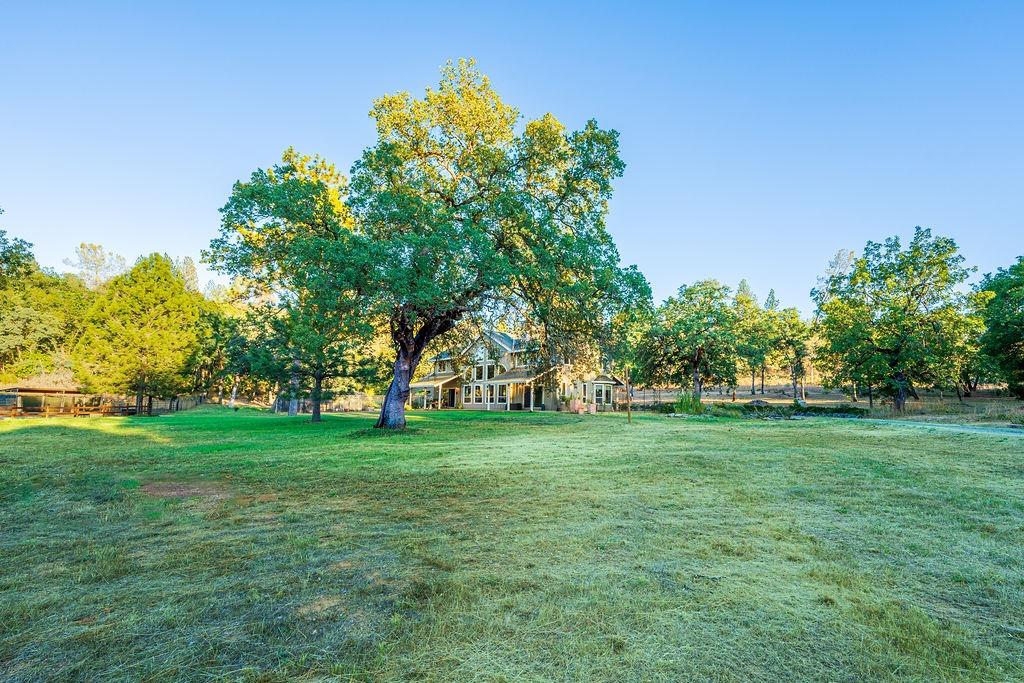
left=625, top=367, right=632, bottom=424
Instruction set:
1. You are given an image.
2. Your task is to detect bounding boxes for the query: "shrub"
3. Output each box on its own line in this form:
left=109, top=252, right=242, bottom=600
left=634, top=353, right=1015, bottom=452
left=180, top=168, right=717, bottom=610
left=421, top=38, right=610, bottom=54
left=673, top=394, right=705, bottom=415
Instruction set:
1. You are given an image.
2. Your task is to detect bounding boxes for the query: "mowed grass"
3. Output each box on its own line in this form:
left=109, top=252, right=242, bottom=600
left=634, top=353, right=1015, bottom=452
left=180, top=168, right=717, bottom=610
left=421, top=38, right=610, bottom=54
left=1, top=408, right=1023, bottom=681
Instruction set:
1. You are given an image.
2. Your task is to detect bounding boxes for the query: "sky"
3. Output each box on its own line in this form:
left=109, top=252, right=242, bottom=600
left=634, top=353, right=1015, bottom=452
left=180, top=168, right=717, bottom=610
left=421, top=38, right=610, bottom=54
left=2, top=1, right=1022, bottom=313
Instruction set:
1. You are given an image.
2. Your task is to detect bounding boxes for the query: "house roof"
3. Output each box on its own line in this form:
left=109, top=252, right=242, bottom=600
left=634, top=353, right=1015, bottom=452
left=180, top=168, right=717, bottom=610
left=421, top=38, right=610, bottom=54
left=427, top=329, right=535, bottom=363
left=591, top=374, right=624, bottom=386
left=1, top=373, right=81, bottom=394
left=489, top=367, right=539, bottom=383
left=0, top=386, right=87, bottom=395
left=485, top=330, right=531, bottom=352
left=409, top=371, right=461, bottom=389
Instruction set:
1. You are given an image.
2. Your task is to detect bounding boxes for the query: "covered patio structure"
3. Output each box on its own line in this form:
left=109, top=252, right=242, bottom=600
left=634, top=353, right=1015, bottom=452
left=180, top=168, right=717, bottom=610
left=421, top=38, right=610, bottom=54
left=408, top=371, right=462, bottom=409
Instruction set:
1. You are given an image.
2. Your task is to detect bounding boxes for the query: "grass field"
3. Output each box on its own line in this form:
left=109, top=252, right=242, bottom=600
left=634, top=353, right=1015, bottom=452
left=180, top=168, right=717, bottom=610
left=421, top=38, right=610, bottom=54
left=2, top=407, right=1023, bottom=681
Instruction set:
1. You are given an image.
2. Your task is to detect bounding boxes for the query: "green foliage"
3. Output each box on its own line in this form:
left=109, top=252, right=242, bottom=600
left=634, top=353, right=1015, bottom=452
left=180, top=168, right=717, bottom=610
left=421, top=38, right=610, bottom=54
left=346, top=59, right=640, bottom=427
left=814, top=227, right=975, bottom=410
left=209, top=148, right=374, bottom=419
left=774, top=307, right=811, bottom=393
left=673, top=392, right=705, bottom=414
left=733, top=280, right=773, bottom=391
left=979, top=256, right=1024, bottom=397
left=0, top=208, right=35, bottom=289
left=605, top=267, right=655, bottom=377
left=74, top=254, right=202, bottom=399
left=0, top=267, right=94, bottom=384
left=710, top=402, right=870, bottom=419
left=636, top=280, right=738, bottom=396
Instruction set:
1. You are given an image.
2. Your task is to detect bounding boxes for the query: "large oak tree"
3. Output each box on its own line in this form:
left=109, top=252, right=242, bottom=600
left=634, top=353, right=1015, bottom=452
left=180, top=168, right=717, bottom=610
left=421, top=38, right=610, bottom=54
left=349, top=60, right=636, bottom=429
left=813, top=227, right=974, bottom=411
left=636, top=280, right=738, bottom=399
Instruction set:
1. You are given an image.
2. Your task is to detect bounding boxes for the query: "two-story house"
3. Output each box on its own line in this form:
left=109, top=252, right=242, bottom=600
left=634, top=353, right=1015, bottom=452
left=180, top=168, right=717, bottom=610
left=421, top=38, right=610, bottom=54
left=409, top=329, right=622, bottom=411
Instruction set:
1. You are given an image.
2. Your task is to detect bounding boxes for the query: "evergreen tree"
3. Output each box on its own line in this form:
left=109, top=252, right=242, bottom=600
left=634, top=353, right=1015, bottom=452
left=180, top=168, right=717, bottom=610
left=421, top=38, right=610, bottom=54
left=74, top=254, right=202, bottom=412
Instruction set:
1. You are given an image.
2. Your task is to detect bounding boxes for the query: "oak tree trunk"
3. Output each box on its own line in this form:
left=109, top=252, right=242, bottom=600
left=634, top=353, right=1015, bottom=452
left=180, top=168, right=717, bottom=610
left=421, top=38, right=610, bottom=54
left=311, top=372, right=324, bottom=423
left=893, top=372, right=908, bottom=412
left=288, top=358, right=299, bottom=416
left=376, top=346, right=421, bottom=429
left=625, top=366, right=632, bottom=424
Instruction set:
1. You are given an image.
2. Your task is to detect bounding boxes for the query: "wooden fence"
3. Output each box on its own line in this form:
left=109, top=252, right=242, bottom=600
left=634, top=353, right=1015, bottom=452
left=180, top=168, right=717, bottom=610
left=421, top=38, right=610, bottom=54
left=0, top=392, right=206, bottom=418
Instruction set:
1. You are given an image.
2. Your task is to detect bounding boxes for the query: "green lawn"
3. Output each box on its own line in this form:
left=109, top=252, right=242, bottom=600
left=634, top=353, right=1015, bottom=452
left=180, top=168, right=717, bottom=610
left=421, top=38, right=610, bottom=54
left=1, top=408, right=1022, bottom=681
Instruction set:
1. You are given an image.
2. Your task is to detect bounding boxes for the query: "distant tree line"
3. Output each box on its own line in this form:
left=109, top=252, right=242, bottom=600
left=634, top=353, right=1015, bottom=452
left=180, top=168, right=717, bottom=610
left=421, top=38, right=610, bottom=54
left=627, top=228, right=1022, bottom=411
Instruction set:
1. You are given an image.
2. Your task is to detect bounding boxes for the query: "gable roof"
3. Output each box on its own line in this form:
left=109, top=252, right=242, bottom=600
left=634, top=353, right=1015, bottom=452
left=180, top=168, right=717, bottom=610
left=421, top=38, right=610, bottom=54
left=484, top=330, right=530, bottom=352
left=428, top=329, right=535, bottom=362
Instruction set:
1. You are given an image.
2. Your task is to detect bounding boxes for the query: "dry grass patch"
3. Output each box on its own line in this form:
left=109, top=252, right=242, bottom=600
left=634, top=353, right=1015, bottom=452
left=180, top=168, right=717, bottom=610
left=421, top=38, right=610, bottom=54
left=140, top=480, right=231, bottom=500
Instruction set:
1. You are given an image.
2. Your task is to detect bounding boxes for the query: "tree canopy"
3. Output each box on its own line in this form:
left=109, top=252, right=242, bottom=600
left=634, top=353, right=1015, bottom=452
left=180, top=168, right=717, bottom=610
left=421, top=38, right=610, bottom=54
left=636, top=280, right=738, bottom=398
left=0, top=208, right=34, bottom=288
left=209, top=148, right=372, bottom=421
left=814, top=227, right=975, bottom=410
left=980, top=256, right=1024, bottom=397
left=347, top=59, right=642, bottom=428
left=74, top=254, right=202, bottom=410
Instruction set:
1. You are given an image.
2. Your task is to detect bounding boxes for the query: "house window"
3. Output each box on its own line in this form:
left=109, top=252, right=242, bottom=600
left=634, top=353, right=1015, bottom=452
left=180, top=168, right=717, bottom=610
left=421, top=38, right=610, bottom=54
left=486, top=385, right=495, bottom=402
left=595, top=385, right=604, bottom=404
left=474, top=385, right=482, bottom=403
left=497, top=385, right=507, bottom=403
left=463, top=385, right=470, bottom=402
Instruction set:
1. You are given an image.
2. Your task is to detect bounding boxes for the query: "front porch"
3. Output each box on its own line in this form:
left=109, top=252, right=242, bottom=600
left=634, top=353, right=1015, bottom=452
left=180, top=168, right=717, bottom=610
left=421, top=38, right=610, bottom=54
left=460, top=379, right=549, bottom=411
left=408, top=372, right=462, bottom=410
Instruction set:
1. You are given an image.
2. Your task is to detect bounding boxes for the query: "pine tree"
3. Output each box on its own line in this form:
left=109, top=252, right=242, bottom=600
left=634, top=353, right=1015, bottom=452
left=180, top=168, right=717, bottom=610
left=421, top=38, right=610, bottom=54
left=75, top=254, right=202, bottom=412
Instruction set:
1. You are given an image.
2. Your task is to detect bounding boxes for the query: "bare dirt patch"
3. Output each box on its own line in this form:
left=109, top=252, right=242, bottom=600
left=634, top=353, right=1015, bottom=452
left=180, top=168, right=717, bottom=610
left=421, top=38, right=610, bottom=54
left=296, top=596, right=345, bottom=617
left=141, top=481, right=231, bottom=500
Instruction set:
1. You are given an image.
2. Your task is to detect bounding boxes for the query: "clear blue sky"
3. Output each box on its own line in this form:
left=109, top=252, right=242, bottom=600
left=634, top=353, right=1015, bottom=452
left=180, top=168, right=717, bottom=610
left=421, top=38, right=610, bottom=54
left=3, top=1, right=1021, bottom=312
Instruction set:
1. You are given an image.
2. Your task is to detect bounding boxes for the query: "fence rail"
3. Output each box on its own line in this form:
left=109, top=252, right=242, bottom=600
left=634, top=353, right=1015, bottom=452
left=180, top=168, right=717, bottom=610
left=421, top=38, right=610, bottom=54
left=0, top=392, right=206, bottom=418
